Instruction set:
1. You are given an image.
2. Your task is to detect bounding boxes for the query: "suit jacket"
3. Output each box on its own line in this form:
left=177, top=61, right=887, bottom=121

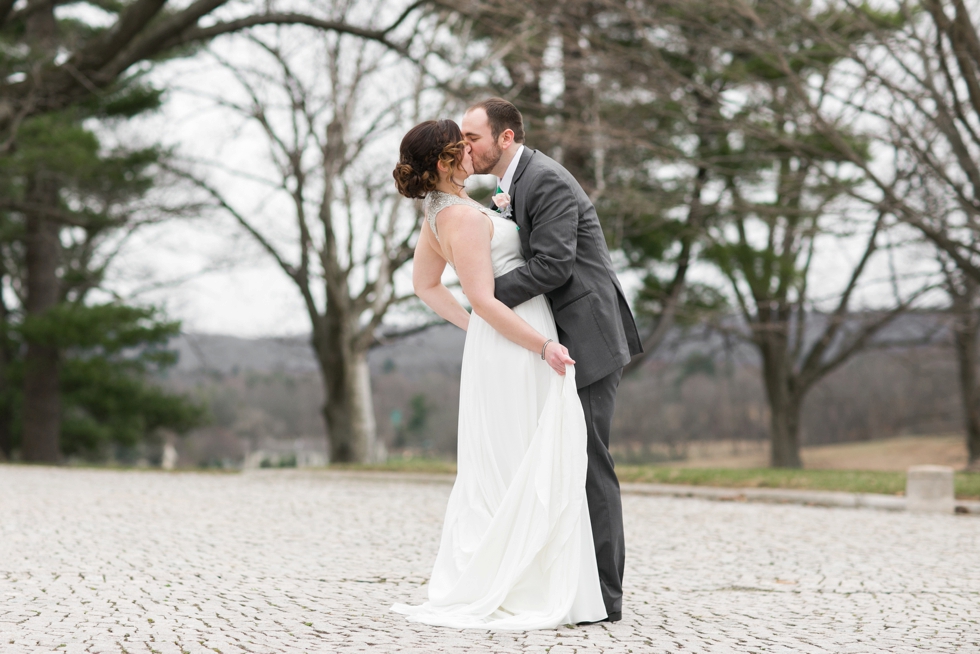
left=493, top=148, right=643, bottom=388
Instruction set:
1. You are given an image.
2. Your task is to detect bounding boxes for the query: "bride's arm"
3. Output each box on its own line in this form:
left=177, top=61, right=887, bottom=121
left=440, top=205, right=575, bottom=376
left=412, top=221, right=470, bottom=331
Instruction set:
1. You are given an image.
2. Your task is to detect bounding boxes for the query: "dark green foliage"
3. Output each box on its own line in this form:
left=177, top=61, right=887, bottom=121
left=10, top=303, right=206, bottom=458
left=21, top=303, right=179, bottom=355
left=635, top=276, right=727, bottom=327
left=93, top=82, right=165, bottom=119
left=406, top=394, right=430, bottom=434
left=674, top=352, right=717, bottom=389
left=0, top=109, right=161, bottom=211
left=392, top=393, right=432, bottom=451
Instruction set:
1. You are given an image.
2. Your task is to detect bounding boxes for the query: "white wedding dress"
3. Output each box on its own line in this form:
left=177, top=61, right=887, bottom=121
left=391, top=191, right=607, bottom=630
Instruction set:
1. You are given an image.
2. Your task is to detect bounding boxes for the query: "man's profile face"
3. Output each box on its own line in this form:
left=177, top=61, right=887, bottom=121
left=462, top=108, right=502, bottom=176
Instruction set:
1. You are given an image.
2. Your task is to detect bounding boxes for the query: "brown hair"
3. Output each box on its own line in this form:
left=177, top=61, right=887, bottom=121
left=468, top=97, right=525, bottom=144
left=393, top=120, right=467, bottom=199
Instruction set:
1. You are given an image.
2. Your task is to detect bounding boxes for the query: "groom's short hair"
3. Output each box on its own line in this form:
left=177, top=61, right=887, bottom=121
left=469, top=98, right=525, bottom=144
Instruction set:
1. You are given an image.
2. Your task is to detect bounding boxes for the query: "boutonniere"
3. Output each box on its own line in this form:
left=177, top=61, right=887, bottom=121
left=492, top=191, right=515, bottom=223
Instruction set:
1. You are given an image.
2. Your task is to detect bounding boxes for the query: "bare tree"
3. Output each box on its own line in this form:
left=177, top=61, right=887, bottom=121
left=711, top=0, right=980, bottom=281
left=695, top=21, right=927, bottom=468
left=176, top=16, right=446, bottom=462
left=714, top=0, right=980, bottom=465
left=0, top=0, right=423, bottom=146
left=823, top=0, right=980, bottom=281
left=941, top=252, right=980, bottom=468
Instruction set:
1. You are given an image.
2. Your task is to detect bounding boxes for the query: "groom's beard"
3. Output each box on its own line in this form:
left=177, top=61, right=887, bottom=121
left=472, top=142, right=503, bottom=175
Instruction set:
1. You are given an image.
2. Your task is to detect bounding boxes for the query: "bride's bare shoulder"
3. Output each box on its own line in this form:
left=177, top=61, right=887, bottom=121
left=435, top=203, right=490, bottom=235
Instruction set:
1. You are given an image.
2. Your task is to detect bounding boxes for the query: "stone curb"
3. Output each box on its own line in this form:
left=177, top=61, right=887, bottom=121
left=620, top=482, right=906, bottom=510
left=292, top=469, right=980, bottom=515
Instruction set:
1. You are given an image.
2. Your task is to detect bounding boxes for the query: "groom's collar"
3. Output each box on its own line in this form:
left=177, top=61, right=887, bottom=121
left=511, top=146, right=535, bottom=188
left=496, top=144, right=525, bottom=194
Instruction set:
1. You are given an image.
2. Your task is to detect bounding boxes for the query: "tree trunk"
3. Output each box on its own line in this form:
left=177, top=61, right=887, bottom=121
left=21, top=174, right=62, bottom=463
left=951, top=293, right=980, bottom=467
left=758, top=336, right=803, bottom=468
left=319, top=347, right=378, bottom=464
left=768, top=392, right=803, bottom=469
left=314, top=301, right=378, bottom=463
left=558, top=9, right=594, bottom=196
left=0, top=278, right=12, bottom=461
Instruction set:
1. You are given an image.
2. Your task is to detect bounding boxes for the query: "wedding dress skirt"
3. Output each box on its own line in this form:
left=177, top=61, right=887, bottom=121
left=392, top=295, right=607, bottom=630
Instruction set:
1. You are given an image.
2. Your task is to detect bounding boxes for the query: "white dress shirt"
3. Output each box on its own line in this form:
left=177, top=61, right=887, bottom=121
left=496, top=145, right=525, bottom=195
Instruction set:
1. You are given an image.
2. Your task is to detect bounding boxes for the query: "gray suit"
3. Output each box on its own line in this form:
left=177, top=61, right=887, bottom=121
left=493, top=147, right=642, bottom=618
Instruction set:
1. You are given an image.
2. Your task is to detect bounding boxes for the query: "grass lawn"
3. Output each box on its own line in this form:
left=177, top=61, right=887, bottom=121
left=617, top=466, right=980, bottom=500
left=332, top=459, right=980, bottom=500
left=329, top=457, right=458, bottom=475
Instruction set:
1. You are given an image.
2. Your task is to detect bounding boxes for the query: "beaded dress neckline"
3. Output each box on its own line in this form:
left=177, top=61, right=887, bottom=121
left=422, top=190, right=498, bottom=243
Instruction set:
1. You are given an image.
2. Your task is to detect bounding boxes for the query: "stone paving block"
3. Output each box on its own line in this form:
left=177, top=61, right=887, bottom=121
left=87, top=642, right=125, bottom=654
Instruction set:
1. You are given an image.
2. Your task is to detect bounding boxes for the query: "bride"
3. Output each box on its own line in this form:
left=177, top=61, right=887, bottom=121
left=389, top=119, right=607, bottom=629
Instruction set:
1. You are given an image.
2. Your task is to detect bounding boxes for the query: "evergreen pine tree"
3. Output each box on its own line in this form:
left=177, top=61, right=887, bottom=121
left=0, top=80, right=205, bottom=462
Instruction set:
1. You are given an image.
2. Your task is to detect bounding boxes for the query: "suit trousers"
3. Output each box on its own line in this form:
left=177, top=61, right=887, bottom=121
left=577, top=367, right=625, bottom=616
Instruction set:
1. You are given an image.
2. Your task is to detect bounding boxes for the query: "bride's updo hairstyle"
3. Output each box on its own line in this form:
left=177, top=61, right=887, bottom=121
left=393, top=119, right=467, bottom=199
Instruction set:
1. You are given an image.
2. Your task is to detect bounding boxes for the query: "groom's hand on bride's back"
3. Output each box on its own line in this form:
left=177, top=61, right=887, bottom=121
left=545, top=342, right=575, bottom=376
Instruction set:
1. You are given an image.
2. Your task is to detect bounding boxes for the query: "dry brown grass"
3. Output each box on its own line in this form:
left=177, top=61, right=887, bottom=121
left=671, top=434, right=969, bottom=471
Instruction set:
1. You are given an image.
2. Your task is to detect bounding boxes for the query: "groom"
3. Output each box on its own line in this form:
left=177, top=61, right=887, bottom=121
left=461, top=98, right=642, bottom=622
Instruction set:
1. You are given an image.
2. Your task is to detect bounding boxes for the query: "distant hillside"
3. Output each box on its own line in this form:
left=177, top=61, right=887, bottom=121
left=170, top=333, right=317, bottom=373
left=170, top=324, right=467, bottom=376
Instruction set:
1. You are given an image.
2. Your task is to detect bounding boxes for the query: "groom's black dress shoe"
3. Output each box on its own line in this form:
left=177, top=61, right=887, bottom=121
left=577, top=611, right=621, bottom=625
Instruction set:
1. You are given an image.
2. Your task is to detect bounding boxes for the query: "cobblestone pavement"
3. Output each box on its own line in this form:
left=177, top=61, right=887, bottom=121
left=1, top=466, right=978, bottom=653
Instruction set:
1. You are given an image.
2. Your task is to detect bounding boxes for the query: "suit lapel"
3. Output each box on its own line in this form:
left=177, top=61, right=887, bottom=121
left=511, top=147, right=535, bottom=188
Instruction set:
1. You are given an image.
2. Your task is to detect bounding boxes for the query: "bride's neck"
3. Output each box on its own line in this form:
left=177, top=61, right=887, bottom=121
left=434, top=176, right=466, bottom=197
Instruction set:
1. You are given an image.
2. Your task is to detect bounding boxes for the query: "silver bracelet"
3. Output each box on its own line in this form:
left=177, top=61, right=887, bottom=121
left=540, top=339, right=553, bottom=360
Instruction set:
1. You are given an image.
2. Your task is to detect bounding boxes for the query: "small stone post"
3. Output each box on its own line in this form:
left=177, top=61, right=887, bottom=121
left=161, top=443, right=178, bottom=471
left=906, top=465, right=955, bottom=514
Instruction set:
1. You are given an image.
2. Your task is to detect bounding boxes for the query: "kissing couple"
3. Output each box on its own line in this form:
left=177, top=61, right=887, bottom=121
left=391, top=98, right=642, bottom=629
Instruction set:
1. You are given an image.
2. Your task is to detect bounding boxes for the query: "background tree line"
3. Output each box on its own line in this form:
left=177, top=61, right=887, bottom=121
left=158, top=321, right=963, bottom=470
left=0, top=0, right=977, bottom=471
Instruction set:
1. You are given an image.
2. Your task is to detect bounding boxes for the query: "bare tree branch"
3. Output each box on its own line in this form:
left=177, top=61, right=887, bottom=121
left=153, top=12, right=414, bottom=65
left=73, top=0, right=168, bottom=73
left=163, top=163, right=298, bottom=281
